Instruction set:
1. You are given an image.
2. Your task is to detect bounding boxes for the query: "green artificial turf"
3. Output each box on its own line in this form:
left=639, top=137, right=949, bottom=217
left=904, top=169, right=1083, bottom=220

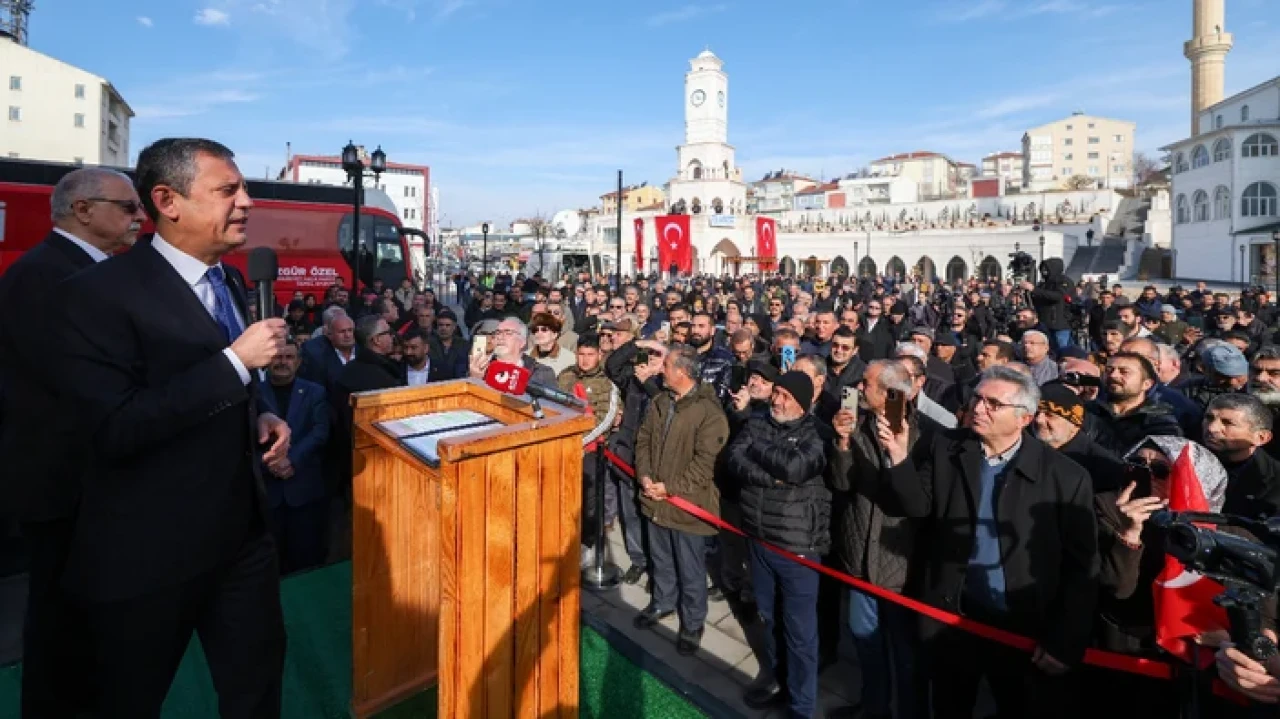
left=0, top=562, right=705, bottom=718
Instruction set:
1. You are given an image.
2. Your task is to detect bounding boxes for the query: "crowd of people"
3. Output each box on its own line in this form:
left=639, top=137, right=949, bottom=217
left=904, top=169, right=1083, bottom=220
left=4, top=141, right=1280, bottom=718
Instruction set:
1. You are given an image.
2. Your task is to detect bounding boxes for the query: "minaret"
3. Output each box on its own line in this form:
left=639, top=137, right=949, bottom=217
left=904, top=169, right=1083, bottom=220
left=1184, top=0, right=1233, bottom=135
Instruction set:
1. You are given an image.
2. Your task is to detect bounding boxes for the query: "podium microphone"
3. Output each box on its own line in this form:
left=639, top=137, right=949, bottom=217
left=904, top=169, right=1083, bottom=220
left=526, top=381, right=588, bottom=409
left=248, top=248, right=279, bottom=320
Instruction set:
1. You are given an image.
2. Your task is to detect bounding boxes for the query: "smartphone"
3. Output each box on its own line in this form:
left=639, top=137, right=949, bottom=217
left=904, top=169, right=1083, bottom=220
left=471, top=337, right=490, bottom=362
left=841, top=386, right=860, bottom=423
left=885, top=389, right=906, bottom=434
left=781, top=345, right=797, bottom=372
left=1124, top=463, right=1153, bottom=499
left=730, top=364, right=747, bottom=391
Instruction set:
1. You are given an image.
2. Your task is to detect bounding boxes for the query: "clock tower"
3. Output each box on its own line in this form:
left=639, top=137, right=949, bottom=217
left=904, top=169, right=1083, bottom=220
left=668, top=49, right=745, bottom=217
left=685, top=49, right=728, bottom=145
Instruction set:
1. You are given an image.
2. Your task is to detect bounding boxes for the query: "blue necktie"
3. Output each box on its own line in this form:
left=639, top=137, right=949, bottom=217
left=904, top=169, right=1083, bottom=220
left=206, top=265, right=243, bottom=343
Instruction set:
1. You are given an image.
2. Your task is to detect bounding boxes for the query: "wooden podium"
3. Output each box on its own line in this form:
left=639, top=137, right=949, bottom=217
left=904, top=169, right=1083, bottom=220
left=349, top=379, right=595, bottom=718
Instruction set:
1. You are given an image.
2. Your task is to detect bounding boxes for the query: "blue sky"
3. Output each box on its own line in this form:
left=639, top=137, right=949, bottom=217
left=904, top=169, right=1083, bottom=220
left=23, top=0, right=1280, bottom=225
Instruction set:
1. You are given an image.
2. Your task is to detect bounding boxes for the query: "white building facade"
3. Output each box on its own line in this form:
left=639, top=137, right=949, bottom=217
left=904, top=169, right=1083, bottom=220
left=284, top=151, right=430, bottom=232
left=1, top=39, right=132, bottom=166
left=1165, top=76, right=1280, bottom=284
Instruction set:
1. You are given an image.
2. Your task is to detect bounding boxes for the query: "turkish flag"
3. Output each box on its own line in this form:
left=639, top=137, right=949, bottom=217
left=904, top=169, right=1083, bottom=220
left=633, top=218, right=645, bottom=271
left=654, top=215, right=692, bottom=274
left=1153, top=445, right=1228, bottom=666
left=483, top=360, right=531, bottom=395
left=756, top=216, right=777, bottom=271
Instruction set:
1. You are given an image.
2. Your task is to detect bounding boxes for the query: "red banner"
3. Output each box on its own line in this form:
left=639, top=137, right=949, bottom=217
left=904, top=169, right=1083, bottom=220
left=755, top=216, right=777, bottom=271
left=633, top=218, right=644, bottom=271
left=654, top=215, right=692, bottom=275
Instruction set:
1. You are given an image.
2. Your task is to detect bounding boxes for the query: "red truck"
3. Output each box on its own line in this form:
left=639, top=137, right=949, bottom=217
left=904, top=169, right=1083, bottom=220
left=0, top=158, right=422, bottom=306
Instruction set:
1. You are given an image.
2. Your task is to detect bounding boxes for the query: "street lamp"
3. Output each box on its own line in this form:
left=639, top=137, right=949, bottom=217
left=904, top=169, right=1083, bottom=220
left=341, top=141, right=386, bottom=292
left=1039, top=234, right=1045, bottom=264
left=854, top=241, right=859, bottom=277
left=1241, top=243, right=1247, bottom=290
left=481, top=222, right=491, bottom=283
left=1273, top=230, right=1280, bottom=298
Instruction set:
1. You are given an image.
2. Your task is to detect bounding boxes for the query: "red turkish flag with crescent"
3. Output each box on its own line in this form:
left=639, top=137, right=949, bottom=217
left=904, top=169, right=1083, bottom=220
left=756, top=216, right=777, bottom=271
left=654, top=215, right=692, bottom=274
left=1153, top=445, right=1227, bottom=666
left=633, top=218, right=645, bottom=271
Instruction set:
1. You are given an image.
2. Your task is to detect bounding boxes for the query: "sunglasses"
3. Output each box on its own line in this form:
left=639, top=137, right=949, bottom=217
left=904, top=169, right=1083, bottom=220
left=1124, top=458, right=1171, bottom=480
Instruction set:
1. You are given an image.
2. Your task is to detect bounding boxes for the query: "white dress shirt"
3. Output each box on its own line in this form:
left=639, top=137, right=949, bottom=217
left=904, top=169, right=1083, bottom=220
left=52, top=228, right=109, bottom=263
left=150, top=234, right=251, bottom=385
left=407, top=360, right=431, bottom=387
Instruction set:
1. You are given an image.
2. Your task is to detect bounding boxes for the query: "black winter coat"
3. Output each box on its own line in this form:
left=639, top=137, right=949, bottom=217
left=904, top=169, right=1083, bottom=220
left=1085, top=400, right=1183, bottom=456
left=728, top=413, right=831, bottom=555
left=1030, top=257, right=1074, bottom=331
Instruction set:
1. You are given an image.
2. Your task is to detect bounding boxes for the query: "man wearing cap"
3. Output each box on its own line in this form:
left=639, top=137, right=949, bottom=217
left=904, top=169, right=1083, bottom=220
left=1182, top=343, right=1250, bottom=412
left=1152, top=305, right=1188, bottom=346
left=1087, top=352, right=1182, bottom=455
left=1034, top=382, right=1125, bottom=491
left=727, top=371, right=829, bottom=719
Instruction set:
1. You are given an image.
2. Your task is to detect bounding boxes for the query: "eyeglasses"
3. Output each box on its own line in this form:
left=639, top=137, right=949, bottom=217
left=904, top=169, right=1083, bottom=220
left=86, top=197, right=142, bottom=214
left=971, top=394, right=1027, bottom=413
left=532, top=326, right=556, bottom=334
left=1125, top=458, right=1171, bottom=480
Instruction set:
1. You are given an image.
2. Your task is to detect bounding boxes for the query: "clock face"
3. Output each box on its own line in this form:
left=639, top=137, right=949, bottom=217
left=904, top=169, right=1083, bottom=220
left=691, top=90, right=706, bottom=107
left=717, top=91, right=725, bottom=107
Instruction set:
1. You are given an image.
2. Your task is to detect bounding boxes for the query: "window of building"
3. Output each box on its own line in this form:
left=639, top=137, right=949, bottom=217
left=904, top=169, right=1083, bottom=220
left=1241, top=182, right=1278, bottom=217
left=1088, top=137, right=1100, bottom=144
left=1088, top=152, right=1099, bottom=160
left=1242, top=133, right=1278, bottom=158
left=1175, top=194, right=1190, bottom=224
left=1088, top=123, right=1096, bottom=129
left=1066, top=124, right=1073, bottom=131
left=1063, top=153, right=1074, bottom=161
left=74, top=113, right=85, bottom=128
left=7, top=106, right=19, bottom=122
left=1214, top=186, right=1231, bottom=220
left=1174, top=152, right=1188, bottom=173
left=1063, top=138, right=1073, bottom=146
left=8, top=76, right=19, bottom=90
left=1114, top=134, right=1125, bottom=143
left=74, top=84, right=85, bottom=99
left=1213, top=137, right=1232, bottom=162
left=1088, top=166, right=1100, bottom=176
left=1193, top=190, right=1209, bottom=221
left=1242, top=105, right=1250, bottom=122
left=1191, top=145, right=1210, bottom=169
left=1112, top=164, right=1126, bottom=175
left=1215, top=114, right=1224, bottom=130
left=1062, top=167, right=1073, bottom=176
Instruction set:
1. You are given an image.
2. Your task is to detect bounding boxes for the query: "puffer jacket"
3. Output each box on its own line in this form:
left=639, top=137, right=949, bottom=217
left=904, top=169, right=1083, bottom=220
left=728, top=413, right=830, bottom=555
left=636, top=383, right=729, bottom=536
left=1085, top=399, right=1183, bottom=456
left=557, top=362, right=620, bottom=449
left=697, top=344, right=735, bottom=408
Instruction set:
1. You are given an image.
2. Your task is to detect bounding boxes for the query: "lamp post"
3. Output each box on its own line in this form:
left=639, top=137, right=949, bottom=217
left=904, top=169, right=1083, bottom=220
left=341, top=141, right=386, bottom=293
left=1039, top=233, right=1045, bottom=264
left=481, top=222, right=490, bottom=285
left=1273, top=231, right=1280, bottom=298
left=854, top=241, right=859, bottom=277
left=1241, top=243, right=1247, bottom=291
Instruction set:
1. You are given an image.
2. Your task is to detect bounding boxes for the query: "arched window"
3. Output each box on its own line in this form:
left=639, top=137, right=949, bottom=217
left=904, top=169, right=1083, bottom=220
left=1242, top=183, right=1278, bottom=217
left=1213, top=137, right=1232, bottom=162
left=1214, top=186, right=1231, bottom=220
left=1192, top=190, right=1209, bottom=221
left=1175, top=194, right=1190, bottom=224
left=1174, top=152, right=1189, bottom=173
left=1242, top=105, right=1250, bottom=123
left=1242, top=133, right=1278, bottom=158
left=1191, top=145, right=1210, bottom=169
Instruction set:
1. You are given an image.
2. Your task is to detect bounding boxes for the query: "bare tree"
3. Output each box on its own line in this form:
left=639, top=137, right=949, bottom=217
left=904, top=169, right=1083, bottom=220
left=1132, top=151, right=1163, bottom=186
left=1063, top=174, right=1096, bottom=191
left=526, top=214, right=551, bottom=276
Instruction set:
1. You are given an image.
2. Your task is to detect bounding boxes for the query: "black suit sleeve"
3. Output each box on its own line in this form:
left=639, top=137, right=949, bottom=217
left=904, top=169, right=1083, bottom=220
left=882, top=432, right=935, bottom=519
left=55, top=281, right=250, bottom=461
left=1041, top=467, right=1100, bottom=665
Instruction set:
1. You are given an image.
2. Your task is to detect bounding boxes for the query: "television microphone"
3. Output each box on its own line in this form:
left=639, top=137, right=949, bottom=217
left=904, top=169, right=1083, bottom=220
left=247, top=247, right=279, bottom=321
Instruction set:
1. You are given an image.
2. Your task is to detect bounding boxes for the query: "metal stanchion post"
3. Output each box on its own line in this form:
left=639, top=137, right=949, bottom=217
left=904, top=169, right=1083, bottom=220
left=582, top=443, right=621, bottom=591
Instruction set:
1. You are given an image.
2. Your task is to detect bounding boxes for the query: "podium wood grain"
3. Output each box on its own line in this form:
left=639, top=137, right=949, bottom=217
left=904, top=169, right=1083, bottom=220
left=351, top=379, right=593, bottom=718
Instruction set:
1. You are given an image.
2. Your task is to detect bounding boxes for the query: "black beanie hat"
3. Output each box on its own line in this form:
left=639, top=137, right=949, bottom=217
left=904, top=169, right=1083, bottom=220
left=775, top=371, right=815, bottom=414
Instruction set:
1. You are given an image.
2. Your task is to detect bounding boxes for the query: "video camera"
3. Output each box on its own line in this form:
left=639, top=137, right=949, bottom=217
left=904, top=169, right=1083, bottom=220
left=1007, top=252, right=1037, bottom=284
left=1153, top=510, right=1280, bottom=661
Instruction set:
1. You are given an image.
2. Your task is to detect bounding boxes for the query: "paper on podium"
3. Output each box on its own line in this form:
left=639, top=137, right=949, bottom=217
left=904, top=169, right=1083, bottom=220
left=376, top=409, right=501, bottom=467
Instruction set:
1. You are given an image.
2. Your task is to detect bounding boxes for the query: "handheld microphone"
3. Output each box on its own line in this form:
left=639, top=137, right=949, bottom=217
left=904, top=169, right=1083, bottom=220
left=247, top=247, right=279, bottom=321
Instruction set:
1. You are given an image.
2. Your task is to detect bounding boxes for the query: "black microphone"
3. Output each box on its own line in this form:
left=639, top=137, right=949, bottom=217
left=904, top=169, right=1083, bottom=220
left=525, top=381, right=588, bottom=409
left=247, top=247, right=279, bottom=321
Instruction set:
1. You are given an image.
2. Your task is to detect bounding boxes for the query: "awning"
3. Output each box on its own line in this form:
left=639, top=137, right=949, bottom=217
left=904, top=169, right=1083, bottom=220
left=1234, top=221, right=1280, bottom=236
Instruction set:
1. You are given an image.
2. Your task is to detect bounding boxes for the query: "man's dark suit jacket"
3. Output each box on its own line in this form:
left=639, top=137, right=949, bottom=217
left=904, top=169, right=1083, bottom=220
left=0, top=231, right=98, bottom=522
left=884, top=429, right=1099, bottom=665
left=299, top=333, right=355, bottom=396
left=259, top=377, right=329, bottom=509
left=54, top=237, right=267, bottom=602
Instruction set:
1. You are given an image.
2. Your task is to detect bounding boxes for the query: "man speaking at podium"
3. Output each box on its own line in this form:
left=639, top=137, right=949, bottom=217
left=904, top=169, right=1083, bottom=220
left=53, top=138, right=291, bottom=718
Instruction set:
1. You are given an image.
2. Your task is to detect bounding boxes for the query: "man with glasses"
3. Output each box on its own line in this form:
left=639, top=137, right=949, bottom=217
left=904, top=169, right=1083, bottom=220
left=469, top=317, right=557, bottom=387
left=0, top=167, right=146, bottom=715
left=880, top=366, right=1098, bottom=719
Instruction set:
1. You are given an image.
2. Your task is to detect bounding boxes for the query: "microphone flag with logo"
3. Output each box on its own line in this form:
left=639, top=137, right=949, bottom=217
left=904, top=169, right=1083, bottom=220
left=633, top=218, right=645, bottom=271
left=483, top=360, right=532, bottom=396
left=654, top=215, right=692, bottom=274
left=1153, top=443, right=1228, bottom=666
left=755, top=216, right=777, bottom=271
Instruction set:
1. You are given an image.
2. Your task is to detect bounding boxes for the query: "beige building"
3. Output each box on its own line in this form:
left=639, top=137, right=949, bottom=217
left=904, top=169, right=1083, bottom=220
left=1021, top=112, right=1135, bottom=191
left=601, top=183, right=666, bottom=214
left=982, top=151, right=1024, bottom=184
left=1, top=38, right=132, bottom=166
left=867, top=151, right=961, bottom=200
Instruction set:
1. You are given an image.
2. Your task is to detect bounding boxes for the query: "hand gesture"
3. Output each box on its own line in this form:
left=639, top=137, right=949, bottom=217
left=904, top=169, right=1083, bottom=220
left=268, top=456, right=294, bottom=479
left=1020, top=281, right=1035, bottom=292
left=468, top=350, right=491, bottom=379
left=1031, top=646, right=1067, bottom=675
left=646, top=481, right=669, bottom=501
left=230, top=318, right=288, bottom=370
left=833, top=409, right=856, bottom=449
left=1115, top=482, right=1167, bottom=545
left=875, top=413, right=909, bottom=466
left=1217, top=629, right=1280, bottom=704
left=258, top=412, right=291, bottom=467
left=731, top=386, right=750, bottom=412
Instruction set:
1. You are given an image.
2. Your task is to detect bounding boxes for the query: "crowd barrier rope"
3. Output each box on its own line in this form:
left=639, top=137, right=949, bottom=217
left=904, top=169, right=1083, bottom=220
left=598, top=446, right=1183, bottom=681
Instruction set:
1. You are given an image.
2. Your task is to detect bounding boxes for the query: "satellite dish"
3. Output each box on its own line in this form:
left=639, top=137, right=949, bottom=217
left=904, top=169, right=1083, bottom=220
left=552, top=209, right=582, bottom=237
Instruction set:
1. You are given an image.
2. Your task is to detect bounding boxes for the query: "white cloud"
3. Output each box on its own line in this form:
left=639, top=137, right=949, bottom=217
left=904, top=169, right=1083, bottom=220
left=194, top=8, right=232, bottom=26
left=1021, top=1, right=1119, bottom=18
left=975, top=94, right=1061, bottom=120
left=646, top=4, right=728, bottom=28
left=940, top=0, right=1007, bottom=22
left=939, top=0, right=1119, bottom=23
left=137, top=16, right=154, bottom=27
left=130, top=71, right=266, bottom=120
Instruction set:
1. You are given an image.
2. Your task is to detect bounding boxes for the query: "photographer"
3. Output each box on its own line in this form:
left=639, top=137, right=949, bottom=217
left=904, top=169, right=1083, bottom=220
left=1020, top=258, right=1074, bottom=352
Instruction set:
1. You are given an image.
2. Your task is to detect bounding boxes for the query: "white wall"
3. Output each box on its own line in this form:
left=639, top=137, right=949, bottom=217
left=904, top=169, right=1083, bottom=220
left=294, top=162, right=427, bottom=231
